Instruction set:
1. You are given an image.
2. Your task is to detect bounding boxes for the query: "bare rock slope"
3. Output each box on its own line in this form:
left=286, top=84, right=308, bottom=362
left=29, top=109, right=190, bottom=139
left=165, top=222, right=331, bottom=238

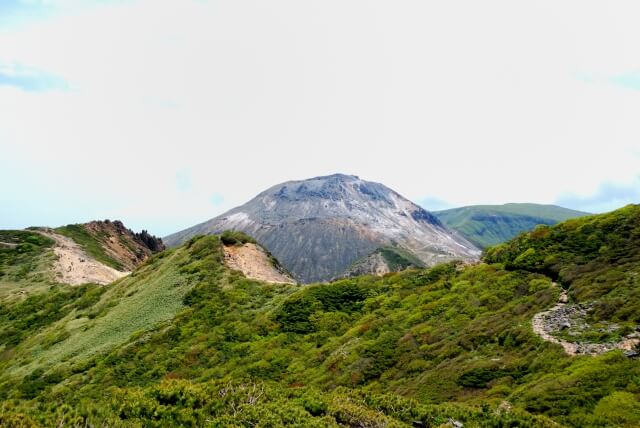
left=165, top=174, right=479, bottom=283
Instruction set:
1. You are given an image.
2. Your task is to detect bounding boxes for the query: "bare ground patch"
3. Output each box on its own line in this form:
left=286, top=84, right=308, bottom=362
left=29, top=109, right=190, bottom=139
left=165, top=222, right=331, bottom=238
left=36, top=230, right=128, bottom=285
left=224, top=243, right=296, bottom=284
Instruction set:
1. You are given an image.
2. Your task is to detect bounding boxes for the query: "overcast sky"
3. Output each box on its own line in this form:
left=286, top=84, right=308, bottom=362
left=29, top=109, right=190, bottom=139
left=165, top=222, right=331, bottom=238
left=1, top=0, right=639, bottom=236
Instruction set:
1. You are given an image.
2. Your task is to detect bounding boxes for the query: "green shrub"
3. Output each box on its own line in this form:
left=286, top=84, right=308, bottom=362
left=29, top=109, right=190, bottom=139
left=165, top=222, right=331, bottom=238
left=219, top=230, right=257, bottom=246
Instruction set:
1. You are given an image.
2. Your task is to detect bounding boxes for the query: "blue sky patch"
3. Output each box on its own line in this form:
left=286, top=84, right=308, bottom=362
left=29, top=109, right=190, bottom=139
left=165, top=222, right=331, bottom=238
left=175, top=169, right=192, bottom=192
left=210, top=193, right=225, bottom=206
left=610, top=72, right=640, bottom=91
left=0, top=65, right=68, bottom=92
left=556, top=177, right=640, bottom=214
left=418, top=197, right=454, bottom=211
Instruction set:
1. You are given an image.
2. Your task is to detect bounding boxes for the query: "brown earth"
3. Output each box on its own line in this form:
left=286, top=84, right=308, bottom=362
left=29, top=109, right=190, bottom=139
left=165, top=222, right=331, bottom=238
left=83, top=220, right=164, bottom=271
left=36, top=230, right=128, bottom=286
left=223, top=243, right=296, bottom=284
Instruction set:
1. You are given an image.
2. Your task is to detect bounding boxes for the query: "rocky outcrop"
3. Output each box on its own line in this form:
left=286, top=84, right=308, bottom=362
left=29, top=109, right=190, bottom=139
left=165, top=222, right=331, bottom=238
left=165, top=174, right=479, bottom=283
left=340, top=251, right=394, bottom=278
left=337, top=246, right=425, bottom=279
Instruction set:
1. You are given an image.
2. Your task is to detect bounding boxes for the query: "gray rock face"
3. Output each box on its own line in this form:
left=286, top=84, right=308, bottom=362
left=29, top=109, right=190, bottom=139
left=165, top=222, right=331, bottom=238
left=164, top=174, right=480, bottom=283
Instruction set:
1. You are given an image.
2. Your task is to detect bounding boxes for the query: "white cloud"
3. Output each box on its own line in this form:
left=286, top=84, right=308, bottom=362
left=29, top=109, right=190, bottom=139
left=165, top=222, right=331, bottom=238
left=1, top=0, right=639, bottom=235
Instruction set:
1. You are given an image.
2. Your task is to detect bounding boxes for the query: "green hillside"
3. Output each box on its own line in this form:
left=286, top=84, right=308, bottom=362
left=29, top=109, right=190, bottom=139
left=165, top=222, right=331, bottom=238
left=485, top=205, right=640, bottom=328
left=0, top=206, right=639, bottom=427
left=0, top=230, right=56, bottom=300
left=434, top=203, right=589, bottom=249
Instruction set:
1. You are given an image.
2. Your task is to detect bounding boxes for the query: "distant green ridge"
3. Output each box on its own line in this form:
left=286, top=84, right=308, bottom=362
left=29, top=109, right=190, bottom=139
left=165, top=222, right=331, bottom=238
left=434, top=203, right=589, bottom=249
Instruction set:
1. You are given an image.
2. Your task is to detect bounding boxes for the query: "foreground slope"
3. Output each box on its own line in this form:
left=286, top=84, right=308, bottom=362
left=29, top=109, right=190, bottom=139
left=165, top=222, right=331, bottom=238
left=165, top=174, right=479, bottom=282
left=1, top=206, right=639, bottom=427
left=0, top=236, right=558, bottom=427
left=434, top=203, right=589, bottom=249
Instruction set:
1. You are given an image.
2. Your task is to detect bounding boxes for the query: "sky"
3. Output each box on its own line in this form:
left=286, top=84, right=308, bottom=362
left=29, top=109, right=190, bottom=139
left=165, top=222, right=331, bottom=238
left=1, top=0, right=639, bottom=236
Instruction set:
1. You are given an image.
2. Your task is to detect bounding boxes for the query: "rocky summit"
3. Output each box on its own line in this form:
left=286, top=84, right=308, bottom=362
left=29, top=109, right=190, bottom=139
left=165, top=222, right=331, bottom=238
left=164, top=174, right=479, bottom=283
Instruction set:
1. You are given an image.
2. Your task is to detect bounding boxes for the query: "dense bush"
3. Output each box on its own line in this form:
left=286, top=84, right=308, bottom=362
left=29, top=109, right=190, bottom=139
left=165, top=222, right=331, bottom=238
left=274, top=281, right=374, bottom=333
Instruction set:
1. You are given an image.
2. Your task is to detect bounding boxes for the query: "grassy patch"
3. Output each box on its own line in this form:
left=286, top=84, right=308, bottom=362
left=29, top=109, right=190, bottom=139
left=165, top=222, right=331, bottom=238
left=0, top=230, right=57, bottom=300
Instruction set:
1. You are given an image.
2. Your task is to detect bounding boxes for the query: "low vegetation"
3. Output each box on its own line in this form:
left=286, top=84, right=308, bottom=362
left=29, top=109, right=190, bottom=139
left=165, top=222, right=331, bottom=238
left=0, top=230, right=56, bottom=299
left=0, top=206, right=639, bottom=427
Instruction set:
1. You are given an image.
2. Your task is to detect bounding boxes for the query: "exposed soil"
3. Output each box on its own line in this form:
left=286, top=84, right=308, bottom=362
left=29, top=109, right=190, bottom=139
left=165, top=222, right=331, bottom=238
left=223, top=243, right=296, bottom=284
left=36, top=230, right=129, bottom=286
left=0, top=242, right=18, bottom=248
left=532, top=283, right=640, bottom=356
left=83, top=220, right=164, bottom=271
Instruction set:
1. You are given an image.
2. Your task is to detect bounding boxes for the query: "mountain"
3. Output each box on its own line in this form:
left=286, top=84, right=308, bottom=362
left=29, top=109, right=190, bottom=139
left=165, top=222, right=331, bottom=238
left=1, top=206, right=639, bottom=427
left=165, top=174, right=480, bottom=283
left=433, top=203, right=589, bottom=249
